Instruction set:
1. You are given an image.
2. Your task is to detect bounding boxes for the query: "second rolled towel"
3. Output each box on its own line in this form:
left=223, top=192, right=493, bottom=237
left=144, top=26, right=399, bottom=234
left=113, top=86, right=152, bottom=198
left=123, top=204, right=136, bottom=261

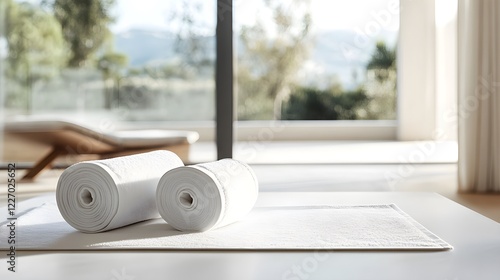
left=56, top=150, right=184, bottom=233
left=156, top=159, right=259, bottom=232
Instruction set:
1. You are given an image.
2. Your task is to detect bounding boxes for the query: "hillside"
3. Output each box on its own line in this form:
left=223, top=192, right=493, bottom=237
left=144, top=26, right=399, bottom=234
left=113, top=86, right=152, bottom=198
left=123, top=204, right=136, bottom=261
left=113, top=29, right=397, bottom=88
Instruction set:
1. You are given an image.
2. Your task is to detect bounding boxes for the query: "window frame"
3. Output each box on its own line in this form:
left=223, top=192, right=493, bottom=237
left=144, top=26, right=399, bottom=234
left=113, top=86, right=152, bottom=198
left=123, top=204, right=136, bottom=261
left=121, top=0, right=455, bottom=148
left=0, top=0, right=457, bottom=158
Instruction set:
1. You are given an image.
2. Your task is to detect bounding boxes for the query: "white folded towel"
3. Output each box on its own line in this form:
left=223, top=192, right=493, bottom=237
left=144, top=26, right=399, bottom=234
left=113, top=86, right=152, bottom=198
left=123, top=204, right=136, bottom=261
left=56, top=150, right=184, bottom=233
left=156, top=159, right=259, bottom=231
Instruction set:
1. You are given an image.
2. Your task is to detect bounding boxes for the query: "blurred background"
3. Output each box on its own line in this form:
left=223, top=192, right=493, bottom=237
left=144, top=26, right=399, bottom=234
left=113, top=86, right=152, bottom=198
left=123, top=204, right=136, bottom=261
left=0, top=0, right=397, bottom=122
left=2, top=0, right=499, bottom=223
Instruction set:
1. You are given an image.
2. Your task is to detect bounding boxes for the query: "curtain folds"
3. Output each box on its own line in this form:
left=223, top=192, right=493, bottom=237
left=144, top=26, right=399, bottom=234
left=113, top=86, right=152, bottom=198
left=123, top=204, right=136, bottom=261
left=458, top=0, right=500, bottom=192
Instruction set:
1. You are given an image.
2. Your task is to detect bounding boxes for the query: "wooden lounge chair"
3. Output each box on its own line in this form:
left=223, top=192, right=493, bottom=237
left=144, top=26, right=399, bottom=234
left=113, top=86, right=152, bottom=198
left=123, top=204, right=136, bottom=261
left=3, top=119, right=199, bottom=180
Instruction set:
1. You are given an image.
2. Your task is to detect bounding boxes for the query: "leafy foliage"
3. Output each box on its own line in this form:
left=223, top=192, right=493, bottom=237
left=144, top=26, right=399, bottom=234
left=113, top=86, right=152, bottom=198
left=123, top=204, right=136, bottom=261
left=4, top=0, right=65, bottom=80
left=52, top=0, right=115, bottom=67
left=282, top=86, right=369, bottom=120
left=170, top=1, right=212, bottom=70
left=281, top=41, right=397, bottom=120
left=367, top=41, right=396, bottom=71
left=3, top=0, right=66, bottom=110
left=363, top=41, right=397, bottom=119
left=238, top=0, right=312, bottom=120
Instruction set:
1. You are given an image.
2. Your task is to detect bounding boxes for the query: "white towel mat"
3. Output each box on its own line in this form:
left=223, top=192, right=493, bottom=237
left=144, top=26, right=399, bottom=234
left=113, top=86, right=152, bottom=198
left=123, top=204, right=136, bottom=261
left=0, top=196, right=452, bottom=250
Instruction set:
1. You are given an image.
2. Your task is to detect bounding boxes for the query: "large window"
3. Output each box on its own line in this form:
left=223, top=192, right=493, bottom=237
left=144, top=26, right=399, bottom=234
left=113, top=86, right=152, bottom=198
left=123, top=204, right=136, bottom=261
left=1, top=0, right=398, bottom=123
left=0, top=0, right=458, bottom=164
left=1, top=0, right=215, bottom=122
left=11, top=1, right=467, bottom=149
left=235, top=0, right=399, bottom=121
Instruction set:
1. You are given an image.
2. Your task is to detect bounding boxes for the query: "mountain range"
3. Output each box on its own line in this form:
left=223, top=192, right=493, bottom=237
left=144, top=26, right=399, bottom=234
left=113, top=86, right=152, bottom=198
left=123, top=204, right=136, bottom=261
left=113, top=29, right=397, bottom=89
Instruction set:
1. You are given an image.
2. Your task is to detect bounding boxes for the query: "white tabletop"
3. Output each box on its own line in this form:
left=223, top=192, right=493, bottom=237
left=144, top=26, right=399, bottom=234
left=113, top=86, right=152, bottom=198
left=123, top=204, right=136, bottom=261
left=1, top=192, right=500, bottom=280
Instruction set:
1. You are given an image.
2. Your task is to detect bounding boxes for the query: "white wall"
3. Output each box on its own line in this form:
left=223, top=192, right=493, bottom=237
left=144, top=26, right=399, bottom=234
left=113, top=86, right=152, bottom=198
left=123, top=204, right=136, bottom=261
left=398, top=0, right=458, bottom=141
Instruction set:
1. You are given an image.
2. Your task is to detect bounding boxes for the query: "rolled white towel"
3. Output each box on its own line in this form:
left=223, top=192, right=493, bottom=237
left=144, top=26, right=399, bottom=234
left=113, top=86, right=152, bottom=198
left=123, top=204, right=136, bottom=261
left=56, top=150, right=184, bottom=233
left=156, top=159, right=259, bottom=232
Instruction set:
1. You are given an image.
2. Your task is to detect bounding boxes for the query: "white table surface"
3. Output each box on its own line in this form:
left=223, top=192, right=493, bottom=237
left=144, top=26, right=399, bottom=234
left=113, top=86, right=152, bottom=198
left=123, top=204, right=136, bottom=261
left=1, top=192, right=500, bottom=280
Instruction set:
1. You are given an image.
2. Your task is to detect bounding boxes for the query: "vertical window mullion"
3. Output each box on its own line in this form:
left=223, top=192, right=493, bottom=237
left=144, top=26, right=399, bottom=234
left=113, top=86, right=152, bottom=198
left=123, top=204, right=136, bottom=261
left=216, top=0, right=234, bottom=159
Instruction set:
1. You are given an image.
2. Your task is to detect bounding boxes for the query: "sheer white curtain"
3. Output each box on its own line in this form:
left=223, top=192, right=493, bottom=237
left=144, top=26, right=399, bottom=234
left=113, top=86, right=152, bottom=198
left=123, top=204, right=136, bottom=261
left=458, top=0, right=500, bottom=192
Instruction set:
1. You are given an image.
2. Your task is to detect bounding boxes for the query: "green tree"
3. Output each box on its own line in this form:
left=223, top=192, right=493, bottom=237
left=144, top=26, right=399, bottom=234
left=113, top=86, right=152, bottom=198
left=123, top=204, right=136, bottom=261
left=3, top=0, right=65, bottom=111
left=97, top=50, right=127, bottom=109
left=282, top=85, right=368, bottom=120
left=238, top=0, right=312, bottom=120
left=367, top=41, right=396, bottom=71
left=52, top=0, right=115, bottom=67
left=170, top=0, right=212, bottom=72
left=97, top=52, right=127, bottom=79
left=5, top=1, right=65, bottom=79
left=362, top=41, right=397, bottom=119
left=237, top=65, right=274, bottom=120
